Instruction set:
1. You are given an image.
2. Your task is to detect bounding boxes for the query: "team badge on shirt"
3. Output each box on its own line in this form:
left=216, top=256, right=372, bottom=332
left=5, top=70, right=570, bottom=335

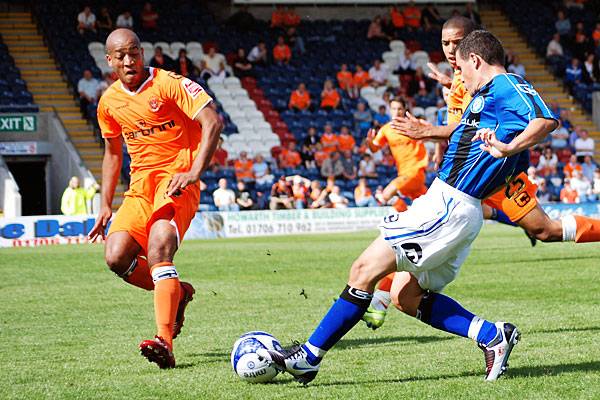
left=470, top=96, right=485, bottom=114
left=148, top=96, right=162, bottom=112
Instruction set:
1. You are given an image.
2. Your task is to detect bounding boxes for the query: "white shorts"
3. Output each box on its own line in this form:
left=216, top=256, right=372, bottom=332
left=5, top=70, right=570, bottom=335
left=378, top=178, right=483, bottom=292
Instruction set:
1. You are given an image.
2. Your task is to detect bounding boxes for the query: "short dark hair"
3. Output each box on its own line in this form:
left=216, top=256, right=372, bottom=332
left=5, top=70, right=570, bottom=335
left=389, top=97, right=408, bottom=109
left=442, top=16, right=477, bottom=36
left=456, top=30, right=505, bottom=66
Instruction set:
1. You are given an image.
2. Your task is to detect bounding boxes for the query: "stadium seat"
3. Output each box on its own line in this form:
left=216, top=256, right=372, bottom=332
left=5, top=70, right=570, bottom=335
left=170, top=42, right=186, bottom=58
left=389, top=40, right=406, bottom=54
left=224, top=76, right=242, bottom=88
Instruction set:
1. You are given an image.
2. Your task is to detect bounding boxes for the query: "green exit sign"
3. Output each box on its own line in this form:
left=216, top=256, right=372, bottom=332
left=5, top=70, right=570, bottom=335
left=0, top=115, right=37, bottom=132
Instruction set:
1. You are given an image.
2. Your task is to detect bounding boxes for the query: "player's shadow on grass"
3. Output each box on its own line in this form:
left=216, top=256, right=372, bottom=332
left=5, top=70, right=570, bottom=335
left=530, top=326, right=600, bottom=335
left=335, top=335, right=453, bottom=350
left=177, top=351, right=230, bottom=368
left=475, top=254, right=599, bottom=266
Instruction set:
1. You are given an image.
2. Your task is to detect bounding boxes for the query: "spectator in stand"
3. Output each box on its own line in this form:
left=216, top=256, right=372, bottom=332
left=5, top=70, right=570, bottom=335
left=358, top=153, right=377, bottom=178
left=373, top=105, right=390, bottom=126
left=569, top=125, right=583, bottom=149
left=582, top=155, right=597, bottom=182
left=353, top=102, right=372, bottom=135
left=381, top=147, right=395, bottom=167
left=227, top=5, right=257, bottom=31
left=337, top=63, right=357, bottom=98
left=546, top=33, right=564, bottom=60
left=527, top=166, right=544, bottom=186
left=78, top=69, right=100, bottom=118
left=329, top=186, right=349, bottom=208
left=210, top=137, right=228, bottom=169
left=288, top=83, right=311, bottom=111
left=96, top=7, right=113, bottom=33
left=537, top=179, right=552, bottom=202
left=309, top=180, right=329, bottom=209
left=289, top=176, right=309, bottom=209
left=320, top=123, right=338, bottom=153
left=234, top=151, right=254, bottom=183
left=593, top=170, right=600, bottom=199
left=338, top=150, right=356, bottom=181
left=571, top=169, right=593, bottom=202
left=421, top=3, right=443, bottom=31
left=537, top=147, right=559, bottom=176
left=301, top=127, right=319, bottom=168
left=213, top=178, right=239, bottom=211
left=395, top=48, right=416, bottom=76
left=354, top=178, right=378, bottom=207
left=582, top=53, right=599, bottom=84
left=314, top=142, right=329, bottom=168
left=77, top=6, right=96, bottom=35
left=338, top=126, right=356, bottom=153
left=150, top=46, right=174, bottom=70
left=284, top=6, right=301, bottom=28
left=507, top=55, right=526, bottom=77
left=198, top=60, right=214, bottom=81
left=61, top=176, right=99, bottom=215
left=202, top=47, right=226, bottom=75
left=235, top=181, right=254, bottom=211
left=141, top=2, right=159, bottom=31
left=549, top=121, right=570, bottom=149
left=320, top=79, right=341, bottom=110
left=414, top=87, right=437, bottom=108
left=248, top=41, right=268, bottom=66
left=408, top=67, right=431, bottom=97
left=574, top=129, right=595, bottom=161
left=278, top=142, right=302, bottom=169
left=115, top=10, right=133, bottom=29
left=565, top=58, right=582, bottom=89
left=286, top=27, right=305, bottom=55
left=403, top=1, right=422, bottom=30
left=211, top=61, right=229, bottom=84
left=463, top=2, right=481, bottom=25
left=273, top=36, right=291, bottom=64
left=564, top=154, right=583, bottom=178
left=232, top=48, right=253, bottom=78
left=573, top=22, right=590, bottom=60
left=546, top=165, right=564, bottom=193
left=175, top=49, right=194, bottom=77
left=390, top=5, right=405, bottom=31
left=271, top=5, right=286, bottom=28
left=353, top=65, right=371, bottom=89
left=368, top=16, right=391, bottom=41
left=253, top=154, right=272, bottom=186
left=321, top=151, right=344, bottom=179
left=593, top=22, right=600, bottom=47
left=560, top=179, right=578, bottom=203
left=97, top=72, right=115, bottom=98
left=368, top=59, right=389, bottom=88
left=374, top=185, right=386, bottom=205
left=555, top=10, right=571, bottom=37
left=270, top=176, right=293, bottom=210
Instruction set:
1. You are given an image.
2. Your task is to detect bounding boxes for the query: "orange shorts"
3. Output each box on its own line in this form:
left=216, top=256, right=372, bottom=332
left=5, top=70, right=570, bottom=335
left=392, top=169, right=427, bottom=200
left=483, top=172, right=538, bottom=222
left=108, top=170, right=200, bottom=253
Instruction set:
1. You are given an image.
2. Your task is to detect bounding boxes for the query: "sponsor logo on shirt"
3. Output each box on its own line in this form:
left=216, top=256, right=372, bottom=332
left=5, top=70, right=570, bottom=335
left=182, top=78, right=203, bottom=99
left=122, top=119, right=176, bottom=140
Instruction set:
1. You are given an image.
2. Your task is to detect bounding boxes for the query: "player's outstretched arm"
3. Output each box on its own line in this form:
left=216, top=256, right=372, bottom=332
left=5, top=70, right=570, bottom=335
left=426, top=62, right=452, bottom=88
left=474, top=118, right=558, bottom=158
left=391, top=112, right=457, bottom=141
left=88, top=136, right=123, bottom=242
left=366, top=128, right=381, bottom=153
left=166, top=105, right=223, bottom=196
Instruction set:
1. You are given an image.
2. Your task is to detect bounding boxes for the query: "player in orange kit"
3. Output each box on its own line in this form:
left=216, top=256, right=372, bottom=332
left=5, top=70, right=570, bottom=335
left=366, top=97, right=428, bottom=212
left=87, top=29, right=223, bottom=368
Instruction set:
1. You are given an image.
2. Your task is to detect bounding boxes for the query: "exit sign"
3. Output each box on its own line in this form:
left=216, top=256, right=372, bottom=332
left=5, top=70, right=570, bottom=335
left=0, top=115, right=37, bottom=132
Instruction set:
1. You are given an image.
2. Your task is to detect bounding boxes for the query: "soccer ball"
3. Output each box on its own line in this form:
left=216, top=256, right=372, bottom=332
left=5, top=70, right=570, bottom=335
left=231, top=331, right=282, bottom=383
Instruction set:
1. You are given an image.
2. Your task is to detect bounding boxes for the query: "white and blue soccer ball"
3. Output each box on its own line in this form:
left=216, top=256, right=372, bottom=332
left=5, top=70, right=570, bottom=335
left=231, top=331, right=283, bottom=383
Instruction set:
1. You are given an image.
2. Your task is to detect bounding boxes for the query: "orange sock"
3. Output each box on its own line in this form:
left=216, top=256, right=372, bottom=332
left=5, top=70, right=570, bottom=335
left=393, top=198, right=408, bottom=212
left=378, top=272, right=395, bottom=292
left=151, top=262, right=181, bottom=350
left=124, top=256, right=154, bottom=291
left=574, top=215, right=600, bottom=243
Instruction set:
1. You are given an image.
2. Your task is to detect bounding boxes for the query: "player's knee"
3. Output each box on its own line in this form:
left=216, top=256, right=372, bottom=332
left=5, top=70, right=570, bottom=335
left=104, top=247, right=131, bottom=276
left=390, top=292, right=419, bottom=316
left=348, top=258, right=378, bottom=287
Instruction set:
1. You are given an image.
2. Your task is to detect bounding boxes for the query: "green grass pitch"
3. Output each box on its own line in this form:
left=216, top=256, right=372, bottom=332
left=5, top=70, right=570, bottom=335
left=1, top=224, right=600, bottom=399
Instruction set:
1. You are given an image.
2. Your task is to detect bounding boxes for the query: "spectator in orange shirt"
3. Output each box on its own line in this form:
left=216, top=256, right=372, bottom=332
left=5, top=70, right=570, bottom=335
left=368, top=15, right=391, bottom=41
left=273, top=36, right=291, bottom=64
left=314, top=143, right=329, bottom=167
left=337, top=126, right=356, bottom=153
left=279, top=142, right=302, bottom=168
left=234, top=151, right=255, bottom=182
left=403, top=1, right=422, bottom=29
left=337, top=63, right=357, bottom=98
left=390, top=6, right=405, bottom=29
left=354, top=178, right=378, bottom=207
left=563, top=154, right=583, bottom=178
left=320, top=123, right=338, bottom=153
left=141, top=2, right=159, bottom=31
left=289, top=83, right=311, bottom=111
left=271, top=5, right=286, bottom=28
left=560, top=179, right=579, bottom=203
left=284, top=6, right=301, bottom=27
left=320, top=79, right=341, bottom=110
left=353, top=65, right=371, bottom=89
left=593, top=22, right=600, bottom=46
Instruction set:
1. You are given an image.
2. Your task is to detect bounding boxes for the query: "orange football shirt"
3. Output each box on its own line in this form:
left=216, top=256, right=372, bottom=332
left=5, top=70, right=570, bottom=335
left=97, top=67, right=212, bottom=177
left=372, top=122, right=428, bottom=176
left=446, top=69, right=471, bottom=124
